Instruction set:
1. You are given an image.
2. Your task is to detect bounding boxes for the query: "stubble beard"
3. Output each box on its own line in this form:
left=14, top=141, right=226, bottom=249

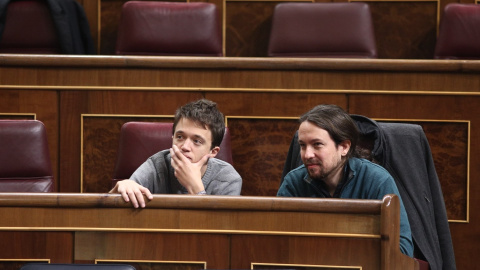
left=306, top=158, right=345, bottom=182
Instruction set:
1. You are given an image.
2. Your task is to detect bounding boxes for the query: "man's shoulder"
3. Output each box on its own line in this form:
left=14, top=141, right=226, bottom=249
left=349, top=158, right=393, bottom=183
left=284, top=164, right=307, bottom=181
left=350, top=157, right=387, bottom=172
left=207, top=158, right=242, bottom=179
left=149, top=149, right=170, bottom=162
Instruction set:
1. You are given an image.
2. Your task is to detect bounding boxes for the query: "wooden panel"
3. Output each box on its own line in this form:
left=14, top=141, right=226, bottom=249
left=76, top=232, right=229, bottom=269
left=100, top=0, right=125, bottom=55
left=227, top=118, right=298, bottom=195
left=231, top=235, right=379, bottom=269
left=81, top=0, right=100, bottom=53
left=225, top=1, right=280, bottom=57
left=367, top=1, right=438, bottom=59
left=0, top=231, right=73, bottom=264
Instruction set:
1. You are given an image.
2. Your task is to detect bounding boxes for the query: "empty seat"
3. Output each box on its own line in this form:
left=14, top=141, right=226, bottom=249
left=0, top=0, right=95, bottom=54
left=112, top=122, right=233, bottom=187
left=267, top=2, right=377, bottom=58
left=115, top=1, right=223, bottom=56
left=0, top=0, right=61, bottom=53
left=434, top=3, right=480, bottom=59
left=0, top=120, right=54, bottom=192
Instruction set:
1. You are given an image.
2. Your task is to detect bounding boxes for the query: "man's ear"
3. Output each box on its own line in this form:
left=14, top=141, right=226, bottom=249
left=339, top=140, right=351, bottom=156
left=210, top=146, right=220, bottom=157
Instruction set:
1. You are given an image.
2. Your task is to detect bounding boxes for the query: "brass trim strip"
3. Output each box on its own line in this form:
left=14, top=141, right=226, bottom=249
left=0, top=113, right=36, bottom=119
left=97, top=0, right=101, bottom=53
left=96, top=259, right=206, bottom=268
left=80, top=114, right=174, bottom=193
left=0, top=227, right=381, bottom=238
left=252, top=262, right=362, bottom=270
left=222, top=0, right=226, bottom=57
left=2, top=85, right=480, bottom=96
left=0, top=259, right=50, bottom=263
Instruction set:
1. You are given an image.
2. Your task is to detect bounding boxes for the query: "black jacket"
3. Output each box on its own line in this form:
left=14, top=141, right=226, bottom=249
left=0, top=0, right=95, bottom=54
left=282, top=115, right=456, bottom=270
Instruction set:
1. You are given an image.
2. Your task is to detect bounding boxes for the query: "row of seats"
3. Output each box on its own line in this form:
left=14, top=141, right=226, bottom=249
left=0, top=0, right=478, bottom=59
left=0, top=120, right=234, bottom=192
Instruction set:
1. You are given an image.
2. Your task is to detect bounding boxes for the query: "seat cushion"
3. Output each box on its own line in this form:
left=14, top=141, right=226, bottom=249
left=115, top=1, right=222, bottom=56
left=268, top=2, right=377, bottom=58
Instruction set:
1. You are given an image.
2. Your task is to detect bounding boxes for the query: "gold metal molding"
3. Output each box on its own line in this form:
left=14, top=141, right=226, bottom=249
left=0, top=259, right=50, bottom=263
left=252, top=262, right=362, bottom=270
left=0, top=113, right=36, bottom=119
left=3, top=85, right=480, bottom=96
left=80, top=114, right=174, bottom=193
left=0, top=227, right=381, bottom=239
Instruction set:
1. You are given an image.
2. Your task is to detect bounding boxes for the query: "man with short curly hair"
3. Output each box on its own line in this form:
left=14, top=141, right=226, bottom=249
left=110, top=99, right=242, bottom=208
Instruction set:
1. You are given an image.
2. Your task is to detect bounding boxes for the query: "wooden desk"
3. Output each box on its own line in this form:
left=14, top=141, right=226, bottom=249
left=0, top=193, right=416, bottom=270
left=0, top=55, right=476, bottom=269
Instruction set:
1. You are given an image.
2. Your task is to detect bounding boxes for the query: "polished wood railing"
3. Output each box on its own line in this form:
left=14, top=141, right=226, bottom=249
left=0, top=193, right=417, bottom=270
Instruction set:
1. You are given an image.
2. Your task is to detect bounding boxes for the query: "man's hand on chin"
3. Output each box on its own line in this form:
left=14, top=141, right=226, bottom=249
left=170, top=145, right=213, bottom=194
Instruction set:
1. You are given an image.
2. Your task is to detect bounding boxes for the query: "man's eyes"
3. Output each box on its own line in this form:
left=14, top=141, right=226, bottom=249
left=175, top=135, right=203, bottom=145
left=299, top=142, right=323, bottom=148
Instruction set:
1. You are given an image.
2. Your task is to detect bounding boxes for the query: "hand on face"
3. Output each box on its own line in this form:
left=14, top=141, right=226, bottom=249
left=170, top=144, right=214, bottom=194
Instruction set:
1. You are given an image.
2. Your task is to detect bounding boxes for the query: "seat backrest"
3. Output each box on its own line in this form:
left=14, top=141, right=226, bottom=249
left=112, top=122, right=233, bottom=186
left=115, top=1, right=222, bottom=56
left=0, top=0, right=61, bottom=54
left=0, top=120, right=54, bottom=192
left=434, top=3, right=480, bottom=59
left=267, top=2, right=377, bottom=58
left=20, top=263, right=136, bottom=270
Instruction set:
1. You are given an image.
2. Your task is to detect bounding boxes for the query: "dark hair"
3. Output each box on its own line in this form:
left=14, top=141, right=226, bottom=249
left=299, top=104, right=358, bottom=159
left=173, top=99, right=225, bottom=149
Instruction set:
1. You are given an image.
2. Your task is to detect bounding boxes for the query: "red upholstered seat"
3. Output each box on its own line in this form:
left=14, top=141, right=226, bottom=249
left=434, top=3, right=480, bottom=59
left=415, top=258, right=429, bottom=270
left=267, top=2, right=377, bottom=58
left=115, top=1, right=223, bottom=56
left=0, top=0, right=61, bottom=54
left=0, top=120, right=54, bottom=192
left=112, top=122, right=233, bottom=187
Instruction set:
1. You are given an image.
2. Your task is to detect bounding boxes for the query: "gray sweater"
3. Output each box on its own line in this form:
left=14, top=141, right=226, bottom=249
left=131, top=149, right=242, bottom=195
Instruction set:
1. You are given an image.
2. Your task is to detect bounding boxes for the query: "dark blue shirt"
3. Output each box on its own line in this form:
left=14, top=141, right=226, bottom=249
left=278, top=157, right=414, bottom=257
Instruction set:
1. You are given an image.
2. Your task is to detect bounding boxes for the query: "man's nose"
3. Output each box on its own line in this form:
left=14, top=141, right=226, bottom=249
left=303, top=146, right=315, bottom=159
left=180, top=139, right=192, bottom=151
